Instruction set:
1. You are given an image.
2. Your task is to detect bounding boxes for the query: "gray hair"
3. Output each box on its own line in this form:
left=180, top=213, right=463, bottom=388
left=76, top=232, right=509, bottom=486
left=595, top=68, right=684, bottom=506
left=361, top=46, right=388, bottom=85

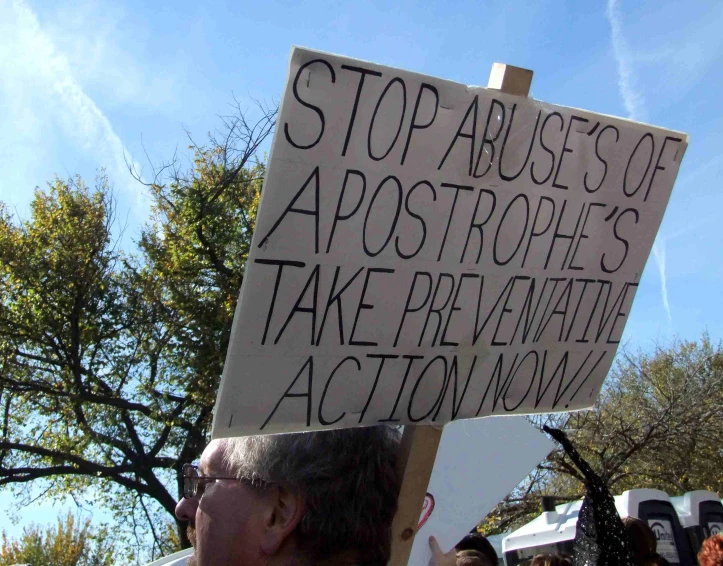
left=224, top=425, right=401, bottom=564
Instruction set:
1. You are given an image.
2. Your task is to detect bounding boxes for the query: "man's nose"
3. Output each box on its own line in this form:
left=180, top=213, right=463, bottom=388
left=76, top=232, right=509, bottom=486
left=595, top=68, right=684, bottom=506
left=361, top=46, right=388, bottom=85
left=175, top=495, right=199, bottom=522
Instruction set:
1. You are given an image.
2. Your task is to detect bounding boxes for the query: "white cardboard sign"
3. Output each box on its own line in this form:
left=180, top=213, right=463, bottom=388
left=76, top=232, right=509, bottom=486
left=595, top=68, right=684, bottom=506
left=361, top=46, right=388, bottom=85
left=408, top=416, right=554, bottom=565
left=212, top=47, right=687, bottom=437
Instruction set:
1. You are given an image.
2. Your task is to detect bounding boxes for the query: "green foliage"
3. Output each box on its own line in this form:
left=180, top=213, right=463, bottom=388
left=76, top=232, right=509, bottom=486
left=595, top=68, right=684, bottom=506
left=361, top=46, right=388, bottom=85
left=482, top=335, right=723, bottom=534
left=138, top=141, right=266, bottom=414
left=0, top=512, right=115, bottom=566
left=0, top=103, right=275, bottom=560
left=549, top=335, right=723, bottom=493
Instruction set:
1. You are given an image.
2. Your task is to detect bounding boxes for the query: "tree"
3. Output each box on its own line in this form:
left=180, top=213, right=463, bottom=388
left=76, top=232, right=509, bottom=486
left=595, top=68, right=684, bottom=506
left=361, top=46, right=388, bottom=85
left=0, top=512, right=115, bottom=566
left=545, top=335, right=723, bottom=492
left=0, top=101, right=276, bottom=559
left=481, top=335, right=723, bottom=535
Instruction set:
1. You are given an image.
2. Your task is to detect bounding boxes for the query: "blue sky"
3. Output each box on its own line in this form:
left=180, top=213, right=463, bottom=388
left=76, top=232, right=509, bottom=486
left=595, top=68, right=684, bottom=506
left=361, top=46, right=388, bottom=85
left=1, top=0, right=722, bottom=546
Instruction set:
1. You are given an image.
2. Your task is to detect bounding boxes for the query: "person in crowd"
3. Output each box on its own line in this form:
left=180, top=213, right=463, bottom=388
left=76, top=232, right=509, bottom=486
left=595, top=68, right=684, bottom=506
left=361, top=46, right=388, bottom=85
left=699, top=534, right=723, bottom=566
left=530, top=553, right=573, bottom=566
left=642, top=555, right=671, bottom=566
left=175, top=425, right=400, bottom=566
left=456, top=531, right=499, bottom=565
left=621, top=516, right=671, bottom=566
left=455, top=548, right=494, bottom=566
left=428, top=531, right=498, bottom=566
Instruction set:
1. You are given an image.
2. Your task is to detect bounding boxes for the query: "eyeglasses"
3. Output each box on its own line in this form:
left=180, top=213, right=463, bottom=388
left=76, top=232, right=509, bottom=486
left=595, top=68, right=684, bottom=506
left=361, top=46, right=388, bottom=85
left=181, top=464, right=268, bottom=499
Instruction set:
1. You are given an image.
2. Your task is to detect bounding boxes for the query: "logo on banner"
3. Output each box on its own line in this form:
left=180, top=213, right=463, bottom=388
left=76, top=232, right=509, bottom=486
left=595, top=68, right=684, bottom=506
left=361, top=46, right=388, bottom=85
left=650, top=521, right=674, bottom=543
left=418, top=493, right=435, bottom=529
left=648, top=519, right=680, bottom=563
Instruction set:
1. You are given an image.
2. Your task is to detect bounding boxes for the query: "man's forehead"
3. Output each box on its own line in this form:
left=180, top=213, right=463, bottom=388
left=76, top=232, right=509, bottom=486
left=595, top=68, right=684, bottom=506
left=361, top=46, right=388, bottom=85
left=199, top=439, right=228, bottom=474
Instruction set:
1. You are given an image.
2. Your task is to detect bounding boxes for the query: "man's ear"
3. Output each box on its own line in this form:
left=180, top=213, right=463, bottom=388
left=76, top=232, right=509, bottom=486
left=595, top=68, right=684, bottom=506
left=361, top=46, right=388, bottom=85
left=260, top=484, right=305, bottom=556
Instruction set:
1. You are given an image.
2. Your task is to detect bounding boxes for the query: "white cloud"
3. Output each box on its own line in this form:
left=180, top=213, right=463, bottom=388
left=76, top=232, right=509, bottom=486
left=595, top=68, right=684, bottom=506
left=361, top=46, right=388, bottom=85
left=41, top=1, right=181, bottom=112
left=0, top=0, right=148, bottom=218
left=605, top=0, right=647, bottom=123
left=652, top=238, right=672, bottom=327
left=606, top=0, right=671, bottom=325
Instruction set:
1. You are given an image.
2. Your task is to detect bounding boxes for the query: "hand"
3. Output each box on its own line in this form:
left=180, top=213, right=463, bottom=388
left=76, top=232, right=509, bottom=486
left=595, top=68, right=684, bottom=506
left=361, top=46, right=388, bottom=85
left=428, top=535, right=457, bottom=566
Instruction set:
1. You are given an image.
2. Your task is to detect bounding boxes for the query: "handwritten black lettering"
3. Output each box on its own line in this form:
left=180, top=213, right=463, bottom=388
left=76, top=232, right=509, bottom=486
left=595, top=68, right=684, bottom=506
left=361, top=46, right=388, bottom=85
left=349, top=268, right=395, bottom=346
left=438, top=95, right=479, bottom=174
left=493, top=194, right=530, bottom=266
left=379, top=355, right=422, bottom=423
left=568, top=202, right=606, bottom=270
left=552, top=115, right=589, bottom=190
left=362, top=175, right=403, bottom=257
left=419, top=273, right=455, bottom=347
left=601, top=208, right=639, bottom=274
left=531, top=112, right=563, bottom=185
left=340, top=65, right=382, bottom=156
left=623, top=132, right=655, bottom=198
left=274, top=264, right=320, bottom=345
left=359, top=354, right=398, bottom=423
left=316, top=266, right=364, bottom=345
left=408, top=356, right=447, bottom=422
left=326, top=169, right=366, bottom=253
left=318, top=356, right=359, bottom=425
left=438, top=183, right=474, bottom=261
left=255, top=259, right=306, bottom=345
left=440, top=274, right=480, bottom=346
left=259, top=166, right=320, bottom=253
left=401, top=83, right=439, bottom=165
left=285, top=59, right=335, bottom=150
left=645, top=136, right=683, bottom=202
left=584, top=125, right=619, bottom=193
left=396, top=180, right=436, bottom=259
left=502, top=350, right=539, bottom=411
left=473, top=99, right=506, bottom=178
left=368, top=77, right=407, bottom=161
left=433, top=356, right=478, bottom=421
left=395, top=272, right=433, bottom=347
left=261, top=356, right=313, bottom=430
left=499, top=107, right=541, bottom=182
left=461, top=188, right=497, bottom=264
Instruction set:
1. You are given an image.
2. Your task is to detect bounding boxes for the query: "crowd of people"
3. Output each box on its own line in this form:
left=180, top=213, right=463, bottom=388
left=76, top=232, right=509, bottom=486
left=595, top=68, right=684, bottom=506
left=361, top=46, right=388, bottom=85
left=173, top=423, right=723, bottom=566
left=427, top=517, right=723, bottom=566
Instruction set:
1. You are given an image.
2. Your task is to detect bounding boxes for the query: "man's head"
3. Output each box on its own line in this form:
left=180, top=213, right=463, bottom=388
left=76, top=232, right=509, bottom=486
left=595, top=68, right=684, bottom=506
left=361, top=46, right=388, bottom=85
left=623, top=516, right=657, bottom=563
left=175, top=425, right=400, bottom=566
left=455, top=532, right=498, bottom=566
left=456, top=549, right=494, bottom=566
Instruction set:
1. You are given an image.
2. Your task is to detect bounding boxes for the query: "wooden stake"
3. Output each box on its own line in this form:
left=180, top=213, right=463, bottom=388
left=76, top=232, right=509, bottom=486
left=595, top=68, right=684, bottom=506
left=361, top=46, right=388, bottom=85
left=487, top=63, right=534, bottom=97
left=386, top=62, right=533, bottom=566
left=388, top=425, right=443, bottom=566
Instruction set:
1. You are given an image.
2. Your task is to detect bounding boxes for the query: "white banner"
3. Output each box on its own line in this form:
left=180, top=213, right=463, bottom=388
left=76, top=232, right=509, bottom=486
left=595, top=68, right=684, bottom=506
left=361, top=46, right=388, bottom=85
left=212, top=47, right=687, bottom=437
left=409, top=417, right=554, bottom=565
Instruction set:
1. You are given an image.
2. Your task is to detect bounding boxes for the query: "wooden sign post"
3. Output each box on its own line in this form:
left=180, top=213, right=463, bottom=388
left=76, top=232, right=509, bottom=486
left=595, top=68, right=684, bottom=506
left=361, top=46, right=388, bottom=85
left=386, top=62, right=535, bottom=566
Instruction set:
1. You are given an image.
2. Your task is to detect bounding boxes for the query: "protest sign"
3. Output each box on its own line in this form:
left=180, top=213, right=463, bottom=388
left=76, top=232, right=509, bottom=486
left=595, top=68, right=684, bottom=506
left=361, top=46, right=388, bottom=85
left=407, top=416, right=554, bottom=565
left=212, top=47, right=687, bottom=438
